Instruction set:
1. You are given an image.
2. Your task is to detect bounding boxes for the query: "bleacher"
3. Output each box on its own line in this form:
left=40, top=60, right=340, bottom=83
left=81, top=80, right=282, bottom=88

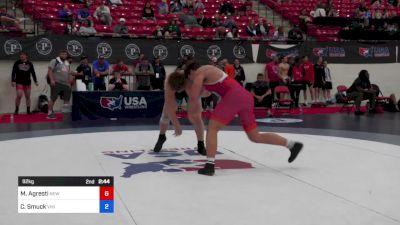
left=21, top=0, right=276, bottom=39
left=261, top=0, right=400, bottom=41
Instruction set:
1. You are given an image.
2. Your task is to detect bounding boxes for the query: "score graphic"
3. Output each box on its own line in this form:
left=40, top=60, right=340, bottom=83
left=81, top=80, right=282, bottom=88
left=18, top=176, right=114, bottom=213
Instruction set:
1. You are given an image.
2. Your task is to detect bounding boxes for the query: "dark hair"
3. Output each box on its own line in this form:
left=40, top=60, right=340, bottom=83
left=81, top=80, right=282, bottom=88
left=358, top=70, right=369, bottom=81
left=168, top=72, right=187, bottom=91
left=257, top=73, right=263, bottom=77
left=19, top=52, right=28, bottom=56
left=184, top=61, right=200, bottom=78
left=294, top=56, right=301, bottom=65
left=59, top=49, right=68, bottom=54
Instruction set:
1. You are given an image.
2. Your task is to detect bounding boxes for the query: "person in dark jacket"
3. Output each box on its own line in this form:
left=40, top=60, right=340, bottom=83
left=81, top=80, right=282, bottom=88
left=346, top=70, right=377, bottom=115
left=233, top=58, right=246, bottom=86
left=11, top=52, right=38, bottom=115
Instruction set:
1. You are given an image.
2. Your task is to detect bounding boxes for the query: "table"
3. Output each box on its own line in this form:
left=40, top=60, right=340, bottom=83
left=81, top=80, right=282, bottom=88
left=72, top=91, right=164, bottom=121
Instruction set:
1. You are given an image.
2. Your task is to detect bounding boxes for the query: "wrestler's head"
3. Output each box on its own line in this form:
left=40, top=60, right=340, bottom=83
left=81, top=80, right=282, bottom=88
left=168, top=71, right=187, bottom=92
left=184, top=61, right=200, bottom=80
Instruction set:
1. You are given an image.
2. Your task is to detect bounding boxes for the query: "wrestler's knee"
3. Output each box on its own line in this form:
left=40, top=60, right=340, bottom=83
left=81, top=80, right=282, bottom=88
left=247, top=130, right=261, bottom=143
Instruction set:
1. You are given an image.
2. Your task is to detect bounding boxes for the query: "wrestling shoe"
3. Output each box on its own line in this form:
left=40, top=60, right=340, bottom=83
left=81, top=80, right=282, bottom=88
left=288, top=142, right=303, bottom=163
left=153, top=135, right=166, bottom=152
left=198, top=163, right=215, bottom=176
left=197, top=141, right=207, bottom=155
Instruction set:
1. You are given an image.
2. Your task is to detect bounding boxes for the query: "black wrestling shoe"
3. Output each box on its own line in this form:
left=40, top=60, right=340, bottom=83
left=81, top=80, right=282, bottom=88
left=198, top=163, right=215, bottom=176
left=153, top=135, right=166, bottom=152
left=197, top=141, right=206, bottom=156
left=288, top=142, right=303, bottom=163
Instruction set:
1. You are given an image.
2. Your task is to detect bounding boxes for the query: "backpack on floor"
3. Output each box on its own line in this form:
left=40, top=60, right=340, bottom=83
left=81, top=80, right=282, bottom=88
left=38, top=94, right=49, bottom=113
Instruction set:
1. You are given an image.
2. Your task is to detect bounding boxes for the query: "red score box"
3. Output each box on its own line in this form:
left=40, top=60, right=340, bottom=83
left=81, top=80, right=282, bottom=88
left=99, top=186, right=114, bottom=200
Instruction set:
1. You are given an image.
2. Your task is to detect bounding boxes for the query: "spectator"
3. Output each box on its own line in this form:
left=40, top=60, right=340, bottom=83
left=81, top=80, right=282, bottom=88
left=288, top=57, right=303, bottom=108
left=158, top=0, right=169, bottom=15
left=211, top=13, right=223, bottom=27
left=299, top=8, right=312, bottom=32
left=151, top=57, right=166, bottom=90
left=252, top=73, right=273, bottom=117
left=112, top=59, right=130, bottom=75
left=59, top=4, right=73, bottom=22
left=113, top=18, right=129, bottom=34
left=194, top=0, right=205, bottom=12
left=92, top=56, right=110, bottom=90
left=313, top=56, right=325, bottom=102
left=94, top=1, right=112, bottom=25
left=222, top=14, right=237, bottom=29
left=143, top=1, right=155, bottom=20
left=133, top=53, right=145, bottom=69
left=153, top=25, right=164, bottom=38
left=47, top=50, right=72, bottom=119
left=180, top=9, right=202, bottom=28
left=219, top=1, right=235, bottom=15
left=226, top=27, right=239, bottom=39
left=301, top=55, right=315, bottom=105
left=325, top=0, right=337, bottom=17
left=135, top=58, right=154, bottom=90
left=0, top=7, right=20, bottom=28
left=264, top=56, right=280, bottom=100
left=246, top=19, right=257, bottom=36
left=164, top=19, right=181, bottom=37
left=382, top=9, right=393, bottom=19
left=176, top=54, right=193, bottom=71
left=355, top=1, right=368, bottom=19
left=197, top=11, right=210, bottom=28
left=346, top=70, right=377, bottom=115
left=78, top=19, right=97, bottom=35
left=77, top=3, right=91, bottom=22
left=287, top=25, right=303, bottom=44
left=237, top=4, right=247, bottom=16
left=322, top=60, right=333, bottom=103
left=11, top=52, right=38, bottom=115
left=108, top=71, right=128, bottom=91
left=108, top=0, right=123, bottom=7
left=273, top=26, right=285, bottom=41
left=170, top=0, right=183, bottom=14
left=371, top=0, right=382, bottom=8
left=388, top=0, right=400, bottom=7
left=233, top=58, right=246, bottom=86
left=373, top=9, right=383, bottom=19
left=184, top=0, right=195, bottom=9
left=256, top=18, right=270, bottom=37
left=312, top=1, right=326, bottom=17
left=74, top=55, right=92, bottom=87
left=278, top=56, right=290, bottom=86
left=209, top=57, right=218, bottom=66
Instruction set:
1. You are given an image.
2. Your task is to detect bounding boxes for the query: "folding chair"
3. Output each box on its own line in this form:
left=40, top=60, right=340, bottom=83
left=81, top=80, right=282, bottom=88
left=371, top=84, right=390, bottom=105
left=336, top=85, right=354, bottom=112
left=274, top=86, right=293, bottom=114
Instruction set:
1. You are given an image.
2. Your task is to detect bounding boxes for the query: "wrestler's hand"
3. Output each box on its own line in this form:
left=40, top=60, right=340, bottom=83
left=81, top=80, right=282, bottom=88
left=173, top=123, right=182, bottom=136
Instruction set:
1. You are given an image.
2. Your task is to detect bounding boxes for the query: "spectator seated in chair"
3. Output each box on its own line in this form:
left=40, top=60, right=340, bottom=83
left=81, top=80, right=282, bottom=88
left=251, top=73, right=273, bottom=117
left=94, top=1, right=113, bottom=25
left=113, top=18, right=129, bottom=34
left=346, top=70, right=377, bottom=115
left=108, top=71, right=128, bottom=91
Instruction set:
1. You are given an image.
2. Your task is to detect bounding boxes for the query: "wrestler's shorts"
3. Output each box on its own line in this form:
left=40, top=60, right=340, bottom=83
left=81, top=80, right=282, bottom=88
left=210, top=88, right=257, bottom=132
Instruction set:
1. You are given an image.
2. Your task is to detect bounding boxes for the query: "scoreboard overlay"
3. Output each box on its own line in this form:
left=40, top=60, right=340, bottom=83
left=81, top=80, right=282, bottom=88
left=18, top=176, right=114, bottom=213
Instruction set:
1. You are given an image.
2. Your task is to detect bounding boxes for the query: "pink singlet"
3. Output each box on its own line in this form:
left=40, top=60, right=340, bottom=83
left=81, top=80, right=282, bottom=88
left=204, top=72, right=257, bottom=132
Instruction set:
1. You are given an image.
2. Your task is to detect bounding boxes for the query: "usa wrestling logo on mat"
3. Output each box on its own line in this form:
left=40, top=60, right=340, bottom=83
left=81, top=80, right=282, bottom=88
left=102, top=148, right=254, bottom=177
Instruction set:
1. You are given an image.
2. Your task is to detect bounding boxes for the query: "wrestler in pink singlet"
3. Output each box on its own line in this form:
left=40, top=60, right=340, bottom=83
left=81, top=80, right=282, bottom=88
left=204, top=71, right=257, bottom=132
